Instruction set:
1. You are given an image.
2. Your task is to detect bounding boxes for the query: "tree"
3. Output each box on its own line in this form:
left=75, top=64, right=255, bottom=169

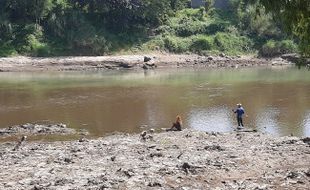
left=244, top=0, right=310, bottom=56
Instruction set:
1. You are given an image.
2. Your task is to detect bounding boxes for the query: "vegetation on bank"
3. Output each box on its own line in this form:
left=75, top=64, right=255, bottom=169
left=0, top=0, right=306, bottom=57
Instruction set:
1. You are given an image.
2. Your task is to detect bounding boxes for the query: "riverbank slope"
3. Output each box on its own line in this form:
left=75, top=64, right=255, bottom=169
left=0, top=129, right=309, bottom=189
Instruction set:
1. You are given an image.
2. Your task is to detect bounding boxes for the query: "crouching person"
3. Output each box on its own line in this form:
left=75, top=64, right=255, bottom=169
left=167, top=115, right=182, bottom=131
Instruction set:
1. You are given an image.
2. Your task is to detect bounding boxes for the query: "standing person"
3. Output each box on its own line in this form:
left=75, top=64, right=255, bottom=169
left=166, top=115, right=182, bottom=131
left=232, top=103, right=245, bottom=129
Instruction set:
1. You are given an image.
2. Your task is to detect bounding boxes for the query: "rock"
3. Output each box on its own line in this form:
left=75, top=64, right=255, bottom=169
left=229, top=155, right=238, bottom=158
left=181, top=162, right=191, bottom=172
left=149, top=152, right=163, bottom=158
left=0, top=123, right=79, bottom=137
left=281, top=53, right=300, bottom=63
left=104, top=64, right=114, bottom=69
left=304, top=169, right=310, bottom=177
left=144, top=56, right=152, bottom=62
left=219, top=53, right=226, bottom=57
left=211, top=132, right=216, bottom=136
left=149, top=128, right=155, bottom=133
left=140, top=131, right=147, bottom=140
left=64, top=157, right=73, bottom=163
left=54, top=178, right=73, bottom=186
left=78, top=137, right=88, bottom=142
left=145, top=62, right=156, bottom=67
left=286, top=171, right=299, bottom=179
left=148, top=145, right=156, bottom=149
left=139, top=124, right=148, bottom=129
left=78, top=129, right=89, bottom=136
left=142, top=62, right=156, bottom=70
left=13, top=136, right=27, bottom=151
left=21, top=123, right=34, bottom=129
left=204, top=145, right=225, bottom=151
left=301, top=137, right=310, bottom=145
left=142, top=64, right=148, bottom=70
left=118, top=62, right=134, bottom=68
left=123, top=169, right=135, bottom=178
left=32, top=185, right=43, bottom=190
left=148, top=181, right=162, bottom=187
left=282, top=139, right=297, bottom=144
left=254, top=184, right=268, bottom=190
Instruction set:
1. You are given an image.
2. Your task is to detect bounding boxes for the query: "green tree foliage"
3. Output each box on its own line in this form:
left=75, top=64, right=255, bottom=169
left=0, top=0, right=190, bottom=56
left=243, top=0, right=310, bottom=56
left=0, top=0, right=302, bottom=57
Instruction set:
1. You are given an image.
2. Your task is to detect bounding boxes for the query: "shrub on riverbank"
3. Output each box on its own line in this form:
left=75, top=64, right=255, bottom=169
left=138, top=6, right=295, bottom=56
left=259, top=40, right=298, bottom=57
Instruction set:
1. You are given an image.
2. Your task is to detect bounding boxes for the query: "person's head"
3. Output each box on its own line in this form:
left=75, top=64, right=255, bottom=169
left=237, top=103, right=242, bottom=108
left=176, top=115, right=182, bottom=124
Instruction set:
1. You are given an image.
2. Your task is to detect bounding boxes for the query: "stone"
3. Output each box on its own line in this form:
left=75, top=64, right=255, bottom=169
left=148, top=181, right=162, bottom=187
left=144, top=56, right=152, bottom=62
left=219, top=53, right=226, bottom=57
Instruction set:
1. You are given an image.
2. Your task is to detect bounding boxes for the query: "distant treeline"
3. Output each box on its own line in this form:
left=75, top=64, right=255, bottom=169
left=0, top=0, right=306, bottom=57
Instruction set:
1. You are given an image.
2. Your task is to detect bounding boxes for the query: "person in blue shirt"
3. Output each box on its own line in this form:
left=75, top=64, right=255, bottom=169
left=232, top=103, right=245, bottom=128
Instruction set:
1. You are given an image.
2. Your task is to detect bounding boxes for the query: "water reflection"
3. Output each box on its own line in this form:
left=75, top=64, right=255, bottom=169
left=255, top=107, right=280, bottom=136
left=189, top=106, right=233, bottom=132
left=302, top=111, right=310, bottom=137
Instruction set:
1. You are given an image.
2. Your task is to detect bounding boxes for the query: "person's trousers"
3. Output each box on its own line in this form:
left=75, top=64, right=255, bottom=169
left=237, top=117, right=243, bottom=127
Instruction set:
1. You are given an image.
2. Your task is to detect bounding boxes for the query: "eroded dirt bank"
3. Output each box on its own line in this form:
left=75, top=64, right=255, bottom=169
left=0, top=54, right=293, bottom=72
left=0, top=129, right=309, bottom=190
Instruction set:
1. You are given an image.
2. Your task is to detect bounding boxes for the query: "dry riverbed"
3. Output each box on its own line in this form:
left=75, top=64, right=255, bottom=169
left=0, top=53, right=294, bottom=72
left=0, top=128, right=309, bottom=190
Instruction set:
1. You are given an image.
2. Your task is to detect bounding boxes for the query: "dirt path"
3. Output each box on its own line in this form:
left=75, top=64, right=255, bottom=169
left=0, top=129, right=309, bottom=189
left=0, top=54, right=293, bottom=72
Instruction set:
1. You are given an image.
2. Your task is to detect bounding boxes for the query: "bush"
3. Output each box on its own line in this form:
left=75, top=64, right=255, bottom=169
left=214, top=32, right=253, bottom=54
left=163, top=36, right=191, bottom=53
left=141, top=36, right=165, bottom=51
left=175, top=8, right=206, bottom=21
left=259, top=40, right=278, bottom=57
left=259, top=40, right=297, bottom=57
left=279, top=40, right=298, bottom=54
left=73, top=35, right=111, bottom=55
left=166, top=8, right=209, bottom=37
left=0, top=44, right=17, bottom=57
left=35, top=44, right=52, bottom=57
left=175, top=20, right=208, bottom=37
left=204, top=20, right=230, bottom=35
left=155, top=25, right=175, bottom=35
left=190, top=35, right=213, bottom=52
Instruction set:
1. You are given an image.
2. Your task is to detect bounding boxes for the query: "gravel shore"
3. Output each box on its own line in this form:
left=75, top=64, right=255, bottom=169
left=0, top=54, right=293, bottom=72
left=0, top=129, right=309, bottom=190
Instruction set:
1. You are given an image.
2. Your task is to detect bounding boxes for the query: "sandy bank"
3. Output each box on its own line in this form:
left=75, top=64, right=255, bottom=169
left=0, top=54, right=294, bottom=72
left=0, top=129, right=309, bottom=189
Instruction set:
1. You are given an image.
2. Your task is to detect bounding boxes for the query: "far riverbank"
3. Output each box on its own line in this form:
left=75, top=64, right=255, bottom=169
left=0, top=53, right=295, bottom=72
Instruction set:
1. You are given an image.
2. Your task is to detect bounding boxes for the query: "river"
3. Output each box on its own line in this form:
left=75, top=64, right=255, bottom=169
left=0, top=67, right=309, bottom=139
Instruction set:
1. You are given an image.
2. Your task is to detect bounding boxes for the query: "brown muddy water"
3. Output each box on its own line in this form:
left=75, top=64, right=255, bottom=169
left=0, top=67, right=309, bottom=139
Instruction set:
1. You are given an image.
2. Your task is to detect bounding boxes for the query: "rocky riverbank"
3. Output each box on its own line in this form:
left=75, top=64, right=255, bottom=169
left=0, top=129, right=309, bottom=190
left=0, top=123, right=78, bottom=138
left=0, top=53, right=294, bottom=72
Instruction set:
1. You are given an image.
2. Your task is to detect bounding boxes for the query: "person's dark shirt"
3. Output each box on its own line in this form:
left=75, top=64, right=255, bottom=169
left=235, top=107, right=245, bottom=118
